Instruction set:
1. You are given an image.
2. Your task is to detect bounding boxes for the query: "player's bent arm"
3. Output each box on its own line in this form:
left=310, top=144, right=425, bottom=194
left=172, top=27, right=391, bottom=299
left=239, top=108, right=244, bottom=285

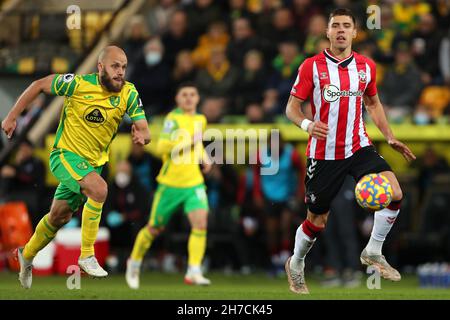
left=364, top=94, right=416, bottom=162
left=156, top=139, right=177, bottom=155
left=285, top=95, right=307, bottom=127
left=157, top=136, right=195, bottom=156
left=132, top=119, right=151, bottom=145
left=285, top=95, right=329, bottom=139
left=363, top=94, right=395, bottom=141
left=157, top=129, right=199, bottom=155
left=199, top=143, right=212, bottom=174
left=5, top=74, right=55, bottom=120
left=2, top=74, right=55, bottom=138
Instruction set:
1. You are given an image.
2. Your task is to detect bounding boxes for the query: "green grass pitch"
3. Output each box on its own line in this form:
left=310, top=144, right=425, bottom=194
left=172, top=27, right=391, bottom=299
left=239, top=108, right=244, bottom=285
left=0, top=272, right=449, bottom=300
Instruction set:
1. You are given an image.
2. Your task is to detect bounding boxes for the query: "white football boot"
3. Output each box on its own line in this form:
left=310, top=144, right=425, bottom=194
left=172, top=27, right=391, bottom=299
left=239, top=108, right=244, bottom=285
left=125, top=258, right=141, bottom=289
left=78, top=256, right=108, bottom=278
left=360, top=249, right=401, bottom=281
left=17, top=247, right=33, bottom=289
left=285, top=256, right=309, bottom=294
left=184, top=266, right=211, bottom=286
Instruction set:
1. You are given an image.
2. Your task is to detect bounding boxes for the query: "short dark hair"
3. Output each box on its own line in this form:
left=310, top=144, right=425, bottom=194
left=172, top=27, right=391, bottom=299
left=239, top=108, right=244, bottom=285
left=176, top=82, right=198, bottom=94
left=329, top=8, right=356, bottom=25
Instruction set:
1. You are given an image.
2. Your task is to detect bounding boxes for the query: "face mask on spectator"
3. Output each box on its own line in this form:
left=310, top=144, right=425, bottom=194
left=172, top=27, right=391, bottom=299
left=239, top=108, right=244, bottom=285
left=145, top=52, right=162, bottom=66
left=115, top=172, right=131, bottom=188
left=414, top=111, right=430, bottom=125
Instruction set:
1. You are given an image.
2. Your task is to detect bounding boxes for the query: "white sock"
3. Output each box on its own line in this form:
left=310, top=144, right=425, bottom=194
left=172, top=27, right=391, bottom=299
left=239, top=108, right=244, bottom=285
left=365, top=207, right=399, bottom=255
left=129, top=259, right=142, bottom=268
left=188, top=265, right=201, bottom=274
left=291, top=224, right=316, bottom=270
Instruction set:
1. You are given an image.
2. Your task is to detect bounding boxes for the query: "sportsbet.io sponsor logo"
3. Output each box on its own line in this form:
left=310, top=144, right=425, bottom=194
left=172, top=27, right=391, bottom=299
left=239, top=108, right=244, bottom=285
left=84, top=106, right=107, bottom=128
left=322, top=84, right=363, bottom=103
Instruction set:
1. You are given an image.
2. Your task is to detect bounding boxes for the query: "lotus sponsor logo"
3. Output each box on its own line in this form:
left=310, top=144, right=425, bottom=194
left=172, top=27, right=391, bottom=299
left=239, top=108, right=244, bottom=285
left=84, top=106, right=107, bottom=128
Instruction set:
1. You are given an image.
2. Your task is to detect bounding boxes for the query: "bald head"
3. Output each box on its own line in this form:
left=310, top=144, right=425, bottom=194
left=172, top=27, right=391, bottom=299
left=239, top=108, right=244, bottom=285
left=98, top=45, right=126, bottom=63
left=98, top=46, right=127, bottom=92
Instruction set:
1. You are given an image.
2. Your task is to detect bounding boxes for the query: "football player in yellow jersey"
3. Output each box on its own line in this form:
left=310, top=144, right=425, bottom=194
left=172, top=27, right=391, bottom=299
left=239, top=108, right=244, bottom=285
left=1, top=46, right=150, bottom=288
left=126, top=83, right=212, bottom=289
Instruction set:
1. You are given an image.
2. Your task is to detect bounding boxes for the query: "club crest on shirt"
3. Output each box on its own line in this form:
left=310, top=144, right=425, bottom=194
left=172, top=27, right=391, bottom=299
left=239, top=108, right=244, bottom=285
left=358, top=70, right=366, bottom=83
left=109, top=96, right=120, bottom=107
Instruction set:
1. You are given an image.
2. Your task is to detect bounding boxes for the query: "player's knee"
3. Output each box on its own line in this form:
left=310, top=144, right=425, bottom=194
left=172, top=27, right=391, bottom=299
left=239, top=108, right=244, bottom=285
left=88, top=180, right=108, bottom=203
left=392, top=185, right=403, bottom=202
left=190, top=211, right=208, bottom=230
left=193, top=219, right=208, bottom=230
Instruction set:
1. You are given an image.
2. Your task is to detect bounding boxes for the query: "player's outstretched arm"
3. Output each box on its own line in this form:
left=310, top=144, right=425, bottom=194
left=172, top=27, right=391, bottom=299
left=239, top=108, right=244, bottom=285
left=363, top=94, right=416, bottom=162
left=1, top=74, right=55, bottom=139
left=131, top=119, right=151, bottom=146
left=285, top=95, right=328, bottom=140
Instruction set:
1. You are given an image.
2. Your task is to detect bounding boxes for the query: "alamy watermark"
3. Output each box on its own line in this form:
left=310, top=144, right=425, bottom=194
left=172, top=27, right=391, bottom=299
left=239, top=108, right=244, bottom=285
left=66, top=265, right=81, bottom=289
left=366, top=5, right=381, bottom=30
left=166, top=122, right=280, bottom=175
left=66, top=5, right=81, bottom=30
left=366, top=265, right=381, bottom=290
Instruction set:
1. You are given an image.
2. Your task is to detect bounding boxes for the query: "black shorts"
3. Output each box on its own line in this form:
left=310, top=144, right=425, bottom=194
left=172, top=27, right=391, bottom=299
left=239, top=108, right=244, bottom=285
left=305, top=146, right=392, bottom=214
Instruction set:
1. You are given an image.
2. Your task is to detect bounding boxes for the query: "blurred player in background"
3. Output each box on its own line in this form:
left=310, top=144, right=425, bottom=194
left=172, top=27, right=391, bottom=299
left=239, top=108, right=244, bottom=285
left=1, top=46, right=150, bottom=288
left=253, top=135, right=305, bottom=276
left=126, top=83, right=212, bottom=289
left=284, top=9, right=416, bottom=294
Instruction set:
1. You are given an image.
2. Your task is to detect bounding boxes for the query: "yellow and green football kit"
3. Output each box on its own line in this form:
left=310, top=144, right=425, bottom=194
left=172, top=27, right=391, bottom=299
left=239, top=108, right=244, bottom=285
left=150, top=107, right=209, bottom=228
left=50, top=72, right=146, bottom=211
left=130, top=108, right=208, bottom=266
left=22, top=73, right=146, bottom=261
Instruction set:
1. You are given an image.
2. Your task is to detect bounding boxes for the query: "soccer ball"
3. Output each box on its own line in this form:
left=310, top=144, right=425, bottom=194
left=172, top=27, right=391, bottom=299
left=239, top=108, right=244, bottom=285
left=355, top=173, right=393, bottom=210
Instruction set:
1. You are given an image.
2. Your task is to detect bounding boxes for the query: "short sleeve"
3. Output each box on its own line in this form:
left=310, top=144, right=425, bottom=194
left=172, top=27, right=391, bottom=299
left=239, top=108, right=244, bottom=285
left=51, top=73, right=80, bottom=97
left=126, top=85, right=146, bottom=121
left=290, top=58, right=314, bottom=101
left=365, top=59, right=378, bottom=97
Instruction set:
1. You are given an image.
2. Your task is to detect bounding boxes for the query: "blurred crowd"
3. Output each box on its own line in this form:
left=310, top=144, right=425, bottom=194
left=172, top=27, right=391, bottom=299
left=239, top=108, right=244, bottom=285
left=121, top=0, right=450, bottom=124
left=1, top=136, right=450, bottom=284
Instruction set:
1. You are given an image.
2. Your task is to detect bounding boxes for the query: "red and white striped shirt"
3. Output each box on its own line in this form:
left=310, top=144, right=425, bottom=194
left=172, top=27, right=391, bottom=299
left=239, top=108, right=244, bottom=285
left=290, top=49, right=377, bottom=160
